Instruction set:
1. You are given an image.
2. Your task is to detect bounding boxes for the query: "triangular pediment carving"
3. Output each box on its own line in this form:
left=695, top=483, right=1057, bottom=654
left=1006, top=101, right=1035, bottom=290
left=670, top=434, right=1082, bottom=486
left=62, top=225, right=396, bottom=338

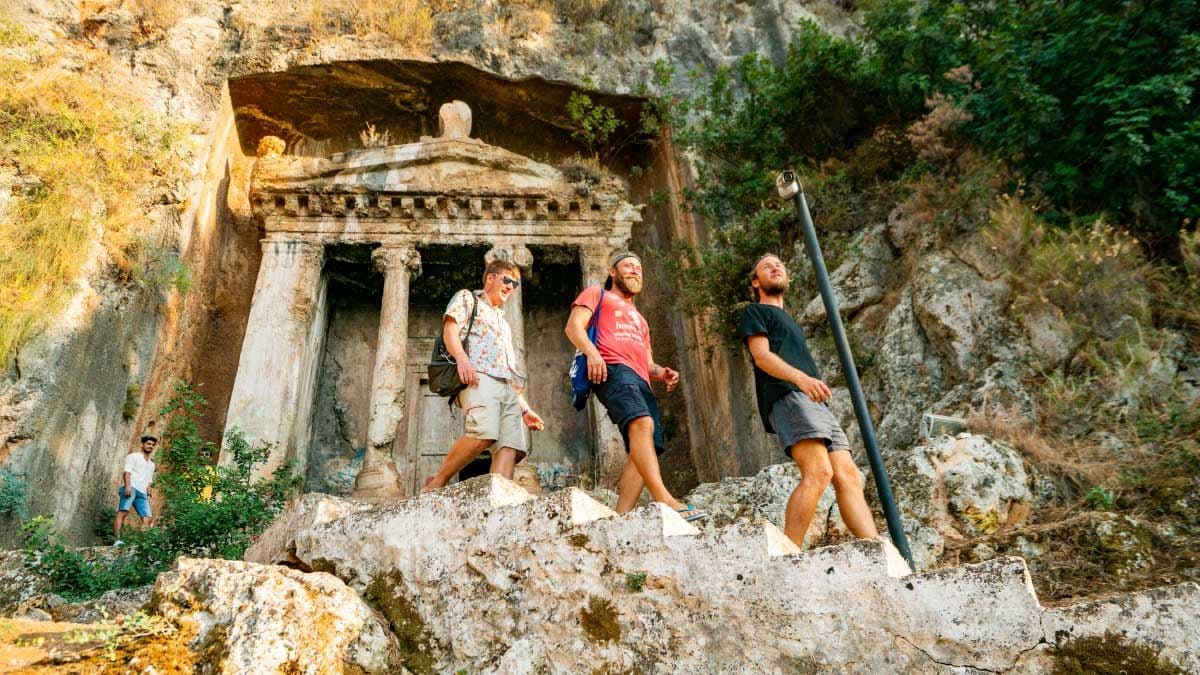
left=253, top=136, right=576, bottom=196
left=249, top=101, right=640, bottom=229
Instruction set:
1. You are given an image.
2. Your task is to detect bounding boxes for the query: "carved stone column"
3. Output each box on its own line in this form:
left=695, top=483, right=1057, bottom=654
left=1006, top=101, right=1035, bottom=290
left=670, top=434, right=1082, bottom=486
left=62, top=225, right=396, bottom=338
left=580, top=245, right=627, bottom=489
left=355, top=245, right=421, bottom=502
left=223, top=238, right=328, bottom=481
left=485, top=244, right=533, bottom=376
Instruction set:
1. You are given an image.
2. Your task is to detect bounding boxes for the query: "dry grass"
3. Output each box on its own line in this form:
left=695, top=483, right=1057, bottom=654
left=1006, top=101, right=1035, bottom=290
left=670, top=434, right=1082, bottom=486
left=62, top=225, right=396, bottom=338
left=306, top=0, right=437, bottom=48
left=127, top=0, right=190, bottom=33
left=0, top=19, right=185, bottom=364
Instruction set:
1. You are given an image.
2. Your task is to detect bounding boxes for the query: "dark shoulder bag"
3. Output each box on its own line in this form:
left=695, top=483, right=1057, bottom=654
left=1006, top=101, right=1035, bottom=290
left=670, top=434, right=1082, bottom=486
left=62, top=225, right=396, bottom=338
left=428, top=291, right=479, bottom=397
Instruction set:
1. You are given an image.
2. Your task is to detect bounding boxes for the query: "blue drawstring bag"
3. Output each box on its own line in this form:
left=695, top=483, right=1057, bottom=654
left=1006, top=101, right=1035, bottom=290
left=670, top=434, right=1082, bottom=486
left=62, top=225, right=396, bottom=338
left=570, top=290, right=605, bottom=410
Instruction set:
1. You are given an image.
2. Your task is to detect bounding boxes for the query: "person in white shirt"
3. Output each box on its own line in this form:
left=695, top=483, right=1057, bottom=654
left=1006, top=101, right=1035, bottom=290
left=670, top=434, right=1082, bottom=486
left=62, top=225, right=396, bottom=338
left=113, top=435, right=157, bottom=544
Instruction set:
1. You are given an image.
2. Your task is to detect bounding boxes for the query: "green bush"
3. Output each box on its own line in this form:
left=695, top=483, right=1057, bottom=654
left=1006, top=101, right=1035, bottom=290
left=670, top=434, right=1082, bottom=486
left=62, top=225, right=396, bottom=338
left=0, top=467, right=29, bottom=520
left=22, top=381, right=301, bottom=600
left=864, top=0, right=1200, bottom=247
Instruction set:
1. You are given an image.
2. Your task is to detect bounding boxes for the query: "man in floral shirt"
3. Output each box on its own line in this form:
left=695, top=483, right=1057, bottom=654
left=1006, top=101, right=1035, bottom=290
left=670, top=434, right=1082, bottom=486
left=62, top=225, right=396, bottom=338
left=422, top=259, right=545, bottom=490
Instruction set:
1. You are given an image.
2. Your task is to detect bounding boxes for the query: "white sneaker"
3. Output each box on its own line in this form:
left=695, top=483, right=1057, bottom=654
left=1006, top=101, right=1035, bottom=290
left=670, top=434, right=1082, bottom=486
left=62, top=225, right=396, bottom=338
left=113, top=540, right=124, bottom=547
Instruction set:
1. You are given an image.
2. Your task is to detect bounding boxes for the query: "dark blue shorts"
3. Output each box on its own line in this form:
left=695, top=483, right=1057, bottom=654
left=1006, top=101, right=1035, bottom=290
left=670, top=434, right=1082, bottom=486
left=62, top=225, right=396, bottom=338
left=592, top=364, right=666, bottom=455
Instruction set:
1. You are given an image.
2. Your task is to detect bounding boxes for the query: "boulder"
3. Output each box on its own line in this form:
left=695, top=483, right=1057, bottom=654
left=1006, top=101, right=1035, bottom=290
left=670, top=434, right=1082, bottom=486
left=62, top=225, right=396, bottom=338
left=150, top=557, right=402, bottom=673
left=275, top=475, right=1196, bottom=673
left=243, top=492, right=373, bottom=566
left=888, top=433, right=1033, bottom=569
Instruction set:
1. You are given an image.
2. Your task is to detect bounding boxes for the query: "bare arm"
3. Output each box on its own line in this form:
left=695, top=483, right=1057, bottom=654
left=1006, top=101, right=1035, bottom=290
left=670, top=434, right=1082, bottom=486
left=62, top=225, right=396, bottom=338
left=442, top=316, right=478, bottom=386
left=647, top=350, right=680, bottom=392
left=565, top=305, right=606, bottom=383
left=747, top=335, right=831, bottom=402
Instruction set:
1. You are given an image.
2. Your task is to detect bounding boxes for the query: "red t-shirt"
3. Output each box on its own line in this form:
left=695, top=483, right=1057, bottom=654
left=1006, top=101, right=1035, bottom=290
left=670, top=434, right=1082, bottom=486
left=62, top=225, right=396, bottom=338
left=572, top=285, right=652, bottom=383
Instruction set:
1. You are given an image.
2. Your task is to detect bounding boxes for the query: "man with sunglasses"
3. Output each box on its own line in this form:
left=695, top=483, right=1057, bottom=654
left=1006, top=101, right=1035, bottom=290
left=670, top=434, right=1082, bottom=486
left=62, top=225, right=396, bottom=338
left=422, top=259, right=545, bottom=491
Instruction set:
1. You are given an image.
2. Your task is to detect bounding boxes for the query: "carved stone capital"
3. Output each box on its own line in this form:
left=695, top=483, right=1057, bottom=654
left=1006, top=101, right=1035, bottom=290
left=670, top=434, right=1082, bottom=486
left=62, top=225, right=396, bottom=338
left=485, top=244, right=533, bottom=270
left=373, top=245, right=422, bottom=276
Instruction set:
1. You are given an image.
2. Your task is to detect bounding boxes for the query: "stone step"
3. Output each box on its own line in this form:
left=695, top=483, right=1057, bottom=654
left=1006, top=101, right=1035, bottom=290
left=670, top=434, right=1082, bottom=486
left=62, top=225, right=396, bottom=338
left=293, top=477, right=616, bottom=590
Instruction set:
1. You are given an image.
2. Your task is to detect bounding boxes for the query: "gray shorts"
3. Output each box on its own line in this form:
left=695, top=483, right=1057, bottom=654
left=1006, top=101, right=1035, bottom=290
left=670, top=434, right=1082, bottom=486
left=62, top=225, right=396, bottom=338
left=769, top=391, right=851, bottom=457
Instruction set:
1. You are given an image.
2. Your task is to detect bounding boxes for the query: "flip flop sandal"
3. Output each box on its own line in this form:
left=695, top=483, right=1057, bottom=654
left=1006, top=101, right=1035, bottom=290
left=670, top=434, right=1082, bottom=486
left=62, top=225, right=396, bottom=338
left=675, top=504, right=709, bottom=523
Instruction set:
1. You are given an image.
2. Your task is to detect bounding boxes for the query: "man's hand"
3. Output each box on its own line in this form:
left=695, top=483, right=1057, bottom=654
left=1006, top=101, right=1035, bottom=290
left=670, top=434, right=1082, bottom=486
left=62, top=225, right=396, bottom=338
left=662, top=367, right=680, bottom=392
left=456, top=358, right=478, bottom=387
left=587, top=351, right=607, bottom=384
left=797, top=374, right=832, bottom=403
left=522, top=409, right=545, bottom=431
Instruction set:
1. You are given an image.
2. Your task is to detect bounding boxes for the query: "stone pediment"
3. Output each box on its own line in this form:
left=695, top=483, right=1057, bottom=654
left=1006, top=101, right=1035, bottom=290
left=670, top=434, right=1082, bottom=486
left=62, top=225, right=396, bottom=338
left=253, top=135, right=576, bottom=197
left=249, top=100, right=640, bottom=228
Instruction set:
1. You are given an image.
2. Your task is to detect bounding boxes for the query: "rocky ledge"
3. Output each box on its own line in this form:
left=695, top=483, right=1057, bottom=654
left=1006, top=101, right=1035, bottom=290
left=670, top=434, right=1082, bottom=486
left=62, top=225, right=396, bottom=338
left=112, top=475, right=1197, bottom=672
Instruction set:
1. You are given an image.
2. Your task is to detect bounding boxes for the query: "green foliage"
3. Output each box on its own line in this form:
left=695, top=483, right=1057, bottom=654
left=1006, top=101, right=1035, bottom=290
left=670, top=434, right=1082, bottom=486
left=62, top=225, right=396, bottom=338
left=650, top=23, right=903, bottom=341
left=1085, top=487, right=1115, bottom=512
left=21, top=381, right=301, bottom=600
left=123, top=382, right=142, bottom=421
left=864, top=0, right=1200, bottom=246
left=0, top=467, right=30, bottom=520
left=624, top=571, right=646, bottom=592
left=147, top=381, right=303, bottom=561
left=653, top=2, right=1198, bottom=340
left=22, top=517, right=155, bottom=602
left=566, top=88, right=624, bottom=160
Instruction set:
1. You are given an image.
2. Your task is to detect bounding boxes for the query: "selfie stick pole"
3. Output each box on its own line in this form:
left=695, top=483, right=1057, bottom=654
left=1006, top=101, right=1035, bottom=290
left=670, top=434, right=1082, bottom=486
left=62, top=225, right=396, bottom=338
left=776, top=170, right=915, bottom=570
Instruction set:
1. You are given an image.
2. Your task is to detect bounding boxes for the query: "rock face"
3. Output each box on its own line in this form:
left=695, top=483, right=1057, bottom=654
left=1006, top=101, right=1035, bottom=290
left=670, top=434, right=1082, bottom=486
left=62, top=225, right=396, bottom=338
left=803, top=224, right=899, bottom=324
left=186, top=475, right=1198, bottom=674
left=151, top=557, right=402, bottom=673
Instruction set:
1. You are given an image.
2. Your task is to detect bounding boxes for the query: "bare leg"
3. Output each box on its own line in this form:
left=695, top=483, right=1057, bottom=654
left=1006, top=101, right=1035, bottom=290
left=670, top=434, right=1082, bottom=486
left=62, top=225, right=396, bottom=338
left=114, top=510, right=128, bottom=538
left=785, top=440, right=834, bottom=547
left=830, top=451, right=878, bottom=538
left=624, top=417, right=685, bottom=511
left=614, top=458, right=645, bottom=514
left=422, top=436, right=494, bottom=492
left=489, top=447, right=518, bottom=480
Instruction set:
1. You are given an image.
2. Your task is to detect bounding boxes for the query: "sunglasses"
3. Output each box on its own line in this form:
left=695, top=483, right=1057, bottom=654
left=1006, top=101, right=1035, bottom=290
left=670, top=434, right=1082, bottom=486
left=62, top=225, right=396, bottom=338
left=501, top=275, right=521, bottom=288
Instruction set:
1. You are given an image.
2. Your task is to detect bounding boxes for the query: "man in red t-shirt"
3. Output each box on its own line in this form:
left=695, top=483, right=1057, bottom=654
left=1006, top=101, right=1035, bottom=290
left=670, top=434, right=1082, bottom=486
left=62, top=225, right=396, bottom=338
left=565, top=252, right=707, bottom=522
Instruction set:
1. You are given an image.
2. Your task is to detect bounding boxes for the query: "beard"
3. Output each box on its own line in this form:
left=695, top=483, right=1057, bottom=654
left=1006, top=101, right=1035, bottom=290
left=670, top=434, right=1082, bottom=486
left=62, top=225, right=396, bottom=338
left=614, top=275, right=643, bottom=295
left=757, top=276, right=789, bottom=297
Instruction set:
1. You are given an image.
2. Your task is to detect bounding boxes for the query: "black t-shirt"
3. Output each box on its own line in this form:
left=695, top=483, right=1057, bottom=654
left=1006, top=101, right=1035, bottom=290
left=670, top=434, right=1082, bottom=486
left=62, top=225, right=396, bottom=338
left=739, top=303, right=821, bottom=433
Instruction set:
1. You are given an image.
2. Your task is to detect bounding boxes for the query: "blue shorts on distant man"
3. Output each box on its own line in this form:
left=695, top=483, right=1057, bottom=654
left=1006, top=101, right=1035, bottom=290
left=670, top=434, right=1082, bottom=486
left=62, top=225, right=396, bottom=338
left=117, top=486, right=151, bottom=518
left=592, top=363, right=666, bottom=455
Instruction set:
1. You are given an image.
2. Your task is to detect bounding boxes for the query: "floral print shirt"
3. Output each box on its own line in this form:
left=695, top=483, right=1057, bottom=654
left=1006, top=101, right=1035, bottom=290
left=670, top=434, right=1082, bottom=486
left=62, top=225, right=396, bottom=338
left=444, top=289, right=520, bottom=384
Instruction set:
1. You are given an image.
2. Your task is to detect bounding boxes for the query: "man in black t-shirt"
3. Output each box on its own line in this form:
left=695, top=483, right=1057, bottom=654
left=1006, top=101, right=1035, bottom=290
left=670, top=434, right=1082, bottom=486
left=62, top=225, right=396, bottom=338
left=739, top=253, right=879, bottom=548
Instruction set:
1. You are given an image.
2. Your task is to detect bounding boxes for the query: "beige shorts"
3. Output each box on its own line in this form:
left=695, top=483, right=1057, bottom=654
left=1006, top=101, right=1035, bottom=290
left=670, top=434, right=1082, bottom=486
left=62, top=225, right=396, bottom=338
left=457, top=373, right=527, bottom=457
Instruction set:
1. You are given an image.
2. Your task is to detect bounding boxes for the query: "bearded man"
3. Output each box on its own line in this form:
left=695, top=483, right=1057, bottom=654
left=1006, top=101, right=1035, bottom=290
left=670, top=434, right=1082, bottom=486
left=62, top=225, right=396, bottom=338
left=741, top=253, right=879, bottom=547
left=565, top=252, right=707, bottom=521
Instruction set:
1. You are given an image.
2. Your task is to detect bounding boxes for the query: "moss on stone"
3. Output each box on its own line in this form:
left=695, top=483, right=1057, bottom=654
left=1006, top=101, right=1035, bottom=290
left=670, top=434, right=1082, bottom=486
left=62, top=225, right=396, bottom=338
left=1051, top=632, right=1184, bottom=675
left=569, top=533, right=590, bottom=548
left=580, top=595, right=621, bottom=643
left=363, top=570, right=437, bottom=675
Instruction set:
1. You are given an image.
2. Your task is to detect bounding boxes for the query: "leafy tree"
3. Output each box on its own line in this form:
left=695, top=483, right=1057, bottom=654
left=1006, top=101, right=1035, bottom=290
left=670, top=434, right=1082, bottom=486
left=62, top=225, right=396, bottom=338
left=865, top=0, right=1200, bottom=247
